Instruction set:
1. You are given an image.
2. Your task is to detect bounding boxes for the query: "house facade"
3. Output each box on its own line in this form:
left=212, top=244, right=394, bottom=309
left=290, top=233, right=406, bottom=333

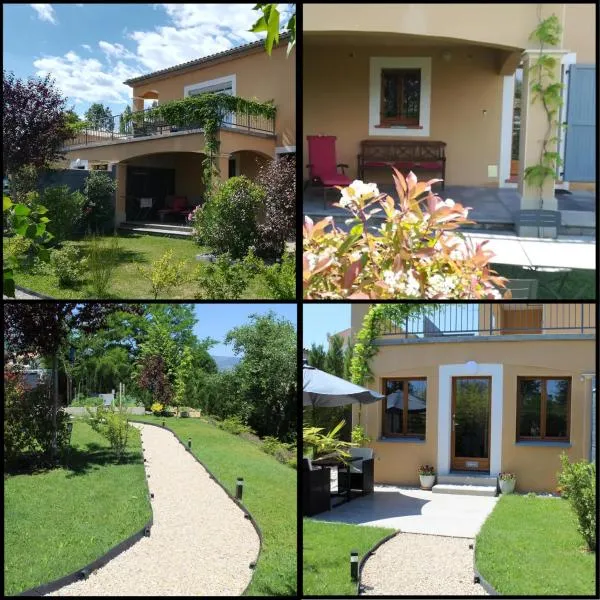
left=349, top=303, right=596, bottom=492
left=60, top=36, right=295, bottom=225
left=303, top=4, right=596, bottom=216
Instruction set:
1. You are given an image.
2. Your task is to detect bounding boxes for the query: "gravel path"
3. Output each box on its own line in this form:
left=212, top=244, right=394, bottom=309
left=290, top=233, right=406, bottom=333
left=47, top=423, right=260, bottom=596
left=361, top=532, right=488, bottom=596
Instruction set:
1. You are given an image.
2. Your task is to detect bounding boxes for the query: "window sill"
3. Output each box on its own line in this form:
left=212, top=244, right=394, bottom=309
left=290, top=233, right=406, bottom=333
left=515, top=441, right=572, bottom=447
left=375, top=124, right=423, bottom=130
left=377, top=437, right=426, bottom=444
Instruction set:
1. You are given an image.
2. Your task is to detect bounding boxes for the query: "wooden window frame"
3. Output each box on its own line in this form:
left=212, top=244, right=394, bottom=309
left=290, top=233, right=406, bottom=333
left=379, top=68, right=421, bottom=127
left=381, top=377, right=427, bottom=439
left=516, top=376, right=571, bottom=442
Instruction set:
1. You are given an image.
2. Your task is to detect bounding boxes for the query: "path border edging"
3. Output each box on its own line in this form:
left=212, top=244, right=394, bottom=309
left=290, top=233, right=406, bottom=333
left=128, top=419, right=264, bottom=596
left=14, top=286, right=54, bottom=300
left=472, top=540, right=500, bottom=596
left=17, top=427, right=153, bottom=597
left=356, top=530, right=401, bottom=595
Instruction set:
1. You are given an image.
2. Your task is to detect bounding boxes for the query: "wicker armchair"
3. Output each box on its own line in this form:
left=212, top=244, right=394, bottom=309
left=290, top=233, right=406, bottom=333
left=302, top=458, right=331, bottom=516
left=338, top=448, right=375, bottom=496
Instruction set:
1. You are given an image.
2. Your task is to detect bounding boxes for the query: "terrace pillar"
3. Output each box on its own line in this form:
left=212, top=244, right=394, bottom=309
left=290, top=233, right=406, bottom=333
left=517, top=49, right=568, bottom=236
left=114, top=163, right=127, bottom=227
left=132, top=97, right=144, bottom=112
left=215, top=153, right=231, bottom=183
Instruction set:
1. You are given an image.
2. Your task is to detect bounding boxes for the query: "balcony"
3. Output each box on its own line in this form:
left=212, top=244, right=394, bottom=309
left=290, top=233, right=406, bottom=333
left=63, top=104, right=276, bottom=150
left=379, top=303, right=595, bottom=339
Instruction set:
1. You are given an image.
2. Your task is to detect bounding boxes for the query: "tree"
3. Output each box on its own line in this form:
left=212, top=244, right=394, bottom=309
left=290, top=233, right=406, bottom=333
left=64, top=108, right=86, bottom=137
left=119, top=105, right=132, bottom=135
left=137, top=354, right=173, bottom=408
left=307, top=343, right=326, bottom=370
left=225, top=311, right=296, bottom=440
left=251, top=4, right=295, bottom=56
left=3, top=70, right=72, bottom=176
left=4, top=303, right=141, bottom=459
left=325, top=334, right=345, bottom=378
left=84, top=103, right=114, bottom=131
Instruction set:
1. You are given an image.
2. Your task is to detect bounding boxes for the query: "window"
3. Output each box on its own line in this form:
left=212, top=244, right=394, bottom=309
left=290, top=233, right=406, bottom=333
left=382, top=378, right=427, bottom=438
left=380, top=69, right=421, bottom=126
left=517, top=377, right=571, bottom=442
left=369, top=57, right=431, bottom=137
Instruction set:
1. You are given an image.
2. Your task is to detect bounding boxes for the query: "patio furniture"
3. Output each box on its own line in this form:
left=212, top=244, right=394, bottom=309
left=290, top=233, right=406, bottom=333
left=505, top=278, right=539, bottom=299
left=157, top=196, right=193, bottom=223
left=358, top=140, right=446, bottom=189
left=305, top=135, right=352, bottom=206
left=338, top=448, right=375, bottom=496
left=515, top=209, right=561, bottom=238
left=136, top=197, right=153, bottom=220
left=302, top=458, right=331, bottom=516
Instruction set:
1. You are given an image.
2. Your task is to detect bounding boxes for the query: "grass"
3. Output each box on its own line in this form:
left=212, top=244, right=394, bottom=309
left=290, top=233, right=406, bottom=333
left=492, top=263, right=596, bottom=300
left=4, top=233, right=275, bottom=299
left=4, top=421, right=151, bottom=596
left=475, top=494, right=596, bottom=595
left=303, top=519, right=395, bottom=596
left=131, top=414, right=297, bottom=596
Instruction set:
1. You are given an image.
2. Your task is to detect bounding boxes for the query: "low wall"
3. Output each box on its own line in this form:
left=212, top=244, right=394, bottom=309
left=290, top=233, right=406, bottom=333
left=65, top=406, right=145, bottom=416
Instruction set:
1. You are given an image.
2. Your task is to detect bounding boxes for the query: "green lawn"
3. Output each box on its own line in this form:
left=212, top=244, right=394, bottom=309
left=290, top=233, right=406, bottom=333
left=4, top=233, right=275, bottom=299
left=4, top=422, right=151, bottom=596
left=492, top=264, right=596, bottom=300
left=131, top=415, right=297, bottom=596
left=476, top=495, right=596, bottom=595
left=303, top=519, right=395, bottom=596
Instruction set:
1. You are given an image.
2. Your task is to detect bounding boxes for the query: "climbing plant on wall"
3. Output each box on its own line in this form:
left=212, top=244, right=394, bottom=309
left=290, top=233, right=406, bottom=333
left=523, top=13, right=563, bottom=208
left=144, top=93, right=276, bottom=190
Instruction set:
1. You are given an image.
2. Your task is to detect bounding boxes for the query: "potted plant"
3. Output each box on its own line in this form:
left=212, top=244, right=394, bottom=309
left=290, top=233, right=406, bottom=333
left=498, top=472, right=516, bottom=494
left=418, top=465, right=436, bottom=490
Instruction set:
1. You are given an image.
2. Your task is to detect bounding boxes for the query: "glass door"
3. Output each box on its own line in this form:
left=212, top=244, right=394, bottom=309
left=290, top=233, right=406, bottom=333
left=451, top=377, right=491, bottom=471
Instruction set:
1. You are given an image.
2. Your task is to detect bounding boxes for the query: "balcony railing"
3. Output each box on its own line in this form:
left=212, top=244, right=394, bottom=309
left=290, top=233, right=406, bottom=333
left=64, top=104, right=276, bottom=148
left=379, top=303, right=595, bottom=338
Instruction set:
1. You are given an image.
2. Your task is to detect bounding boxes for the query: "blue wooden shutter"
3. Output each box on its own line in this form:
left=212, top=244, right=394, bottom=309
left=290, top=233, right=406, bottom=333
left=562, top=65, right=596, bottom=182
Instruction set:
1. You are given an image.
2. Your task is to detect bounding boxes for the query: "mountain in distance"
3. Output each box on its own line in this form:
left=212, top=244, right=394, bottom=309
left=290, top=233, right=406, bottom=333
left=211, top=355, right=241, bottom=371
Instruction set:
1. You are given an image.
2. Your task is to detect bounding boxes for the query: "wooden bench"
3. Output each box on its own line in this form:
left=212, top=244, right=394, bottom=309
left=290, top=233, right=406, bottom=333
left=357, top=140, right=447, bottom=189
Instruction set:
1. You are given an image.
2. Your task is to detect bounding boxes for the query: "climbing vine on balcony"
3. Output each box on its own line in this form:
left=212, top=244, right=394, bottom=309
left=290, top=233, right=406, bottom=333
left=143, top=93, right=276, bottom=189
left=524, top=14, right=563, bottom=208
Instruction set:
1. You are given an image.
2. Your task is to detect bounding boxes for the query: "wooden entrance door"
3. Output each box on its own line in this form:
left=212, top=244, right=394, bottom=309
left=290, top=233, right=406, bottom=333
left=451, top=376, right=491, bottom=471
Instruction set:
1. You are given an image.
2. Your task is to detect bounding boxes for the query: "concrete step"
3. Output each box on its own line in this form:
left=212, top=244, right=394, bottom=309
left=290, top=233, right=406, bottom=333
left=432, top=483, right=497, bottom=497
left=437, top=473, right=497, bottom=487
left=121, top=222, right=193, bottom=232
left=118, top=224, right=192, bottom=237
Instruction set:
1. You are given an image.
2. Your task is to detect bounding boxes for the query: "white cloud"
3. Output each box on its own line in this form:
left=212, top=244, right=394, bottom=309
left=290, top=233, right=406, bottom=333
left=81, top=44, right=92, bottom=52
left=30, top=4, right=56, bottom=24
left=98, top=41, right=137, bottom=60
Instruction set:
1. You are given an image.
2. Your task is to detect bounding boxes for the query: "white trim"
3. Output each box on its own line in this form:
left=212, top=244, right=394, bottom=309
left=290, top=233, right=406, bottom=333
left=184, top=74, right=236, bottom=97
left=275, top=145, right=296, bottom=154
left=499, top=75, right=515, bottom=188
left=438, top=364, right=504, bottom=476
left=557, top=52, right=576, bottom=186
left=369, top=57, right=431, bottom=137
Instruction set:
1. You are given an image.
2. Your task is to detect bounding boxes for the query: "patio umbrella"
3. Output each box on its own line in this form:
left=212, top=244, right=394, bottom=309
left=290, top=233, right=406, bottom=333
left=303, top=363, right=383, bottom=408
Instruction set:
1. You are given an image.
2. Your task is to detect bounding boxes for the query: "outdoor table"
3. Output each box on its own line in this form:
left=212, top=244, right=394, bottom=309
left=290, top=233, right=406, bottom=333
left=312, top=455, right=363, bottom=505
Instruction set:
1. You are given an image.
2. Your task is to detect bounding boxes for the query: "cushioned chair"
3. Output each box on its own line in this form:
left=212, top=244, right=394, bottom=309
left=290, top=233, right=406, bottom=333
left=302, top=458, right=331, bottom=516
left=338, top=447, right=375, bottom=496
left=157, top=196, right=192, bottom=222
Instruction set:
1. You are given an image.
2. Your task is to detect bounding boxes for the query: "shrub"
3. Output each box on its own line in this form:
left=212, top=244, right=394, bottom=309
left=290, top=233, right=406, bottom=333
left=86, top=234, right=121, bottom=297
left=83, top=170, right=116, bottom=234
left=557, top=453, right=596, bottom=551
left=70, top=396, right=105, bottom=407
left=195, top=252, right=257, bottom=299
left=137, top=249, right=189, bottom=299
left=303, top=170, right=509, bottom=299
left=8, top=164, right=39, bottom=205
left=217, top=415, right=256, bottom=436
left=50, top=243, right=87, bottom=287
left=5, top=234, right=34, bottom=268
left=87, top=406, right=131, bottom=462
left=256, top=155, right=296, bottom=260
left=151, top=402, right=164, bottom=416
left=38, top=185, right=85, bottom=244
left=261, top=435, right=295, bottom=467
left=260, top=250, right=296, bottom=299
left=350, top=424, right=371, bottom=447
left=193, top=176, right=264, bottom=258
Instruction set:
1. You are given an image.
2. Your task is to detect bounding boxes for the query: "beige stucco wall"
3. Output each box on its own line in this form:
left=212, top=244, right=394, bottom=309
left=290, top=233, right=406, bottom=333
left=563, top=3, right=597, bottom=64
left=352, top=338, right=595, bottom=493
left=132, top=43, right=295, bottom=149
left=303, top=41, right=503, bottom=186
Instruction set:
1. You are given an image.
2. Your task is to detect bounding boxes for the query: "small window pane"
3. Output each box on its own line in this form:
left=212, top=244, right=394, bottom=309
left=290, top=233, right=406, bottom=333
left=519, top=379, right=541, bottom=437
left=384, top=380, right=404, bottom=435
left=406, top=380, right=426, bottom=437
left=545, top=379, right=569, bottom=438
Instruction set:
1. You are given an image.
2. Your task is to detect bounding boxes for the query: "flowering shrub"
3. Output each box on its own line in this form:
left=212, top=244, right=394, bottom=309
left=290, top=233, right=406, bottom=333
left=303, top=169, right=509, bottom=299
left=151, top=402, right=164, bottom=416
left=418, top=464, right=435, bottom=476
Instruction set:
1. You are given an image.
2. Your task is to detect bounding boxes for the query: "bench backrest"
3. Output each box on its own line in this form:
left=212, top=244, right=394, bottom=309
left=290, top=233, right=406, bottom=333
left=360, top=140, right=446, bottom=161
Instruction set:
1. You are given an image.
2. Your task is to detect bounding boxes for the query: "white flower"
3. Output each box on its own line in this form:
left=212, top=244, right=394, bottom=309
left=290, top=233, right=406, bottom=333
left=426, top=273, right=460, bottom=297
left=404, top=271, right=421, bottom=297
left=348, top=180, right=379, bottom=199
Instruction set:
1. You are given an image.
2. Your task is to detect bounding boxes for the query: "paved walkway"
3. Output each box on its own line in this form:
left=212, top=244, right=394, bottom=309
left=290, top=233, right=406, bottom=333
left=312, top=485, right=498, bottom=538
left=47, top=424, right=259, bottom=596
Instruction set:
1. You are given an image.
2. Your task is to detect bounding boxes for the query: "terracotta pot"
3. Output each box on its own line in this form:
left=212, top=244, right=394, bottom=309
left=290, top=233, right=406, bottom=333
left=419, top=474, right=435, bottom=490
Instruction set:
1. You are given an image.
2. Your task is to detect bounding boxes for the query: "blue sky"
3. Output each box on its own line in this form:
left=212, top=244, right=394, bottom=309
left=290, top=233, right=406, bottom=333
left=303, top=304, right=351, bottom=350
left=194, top=304, right=297, bottom=357
left=3, top=3, right=294, bottom=119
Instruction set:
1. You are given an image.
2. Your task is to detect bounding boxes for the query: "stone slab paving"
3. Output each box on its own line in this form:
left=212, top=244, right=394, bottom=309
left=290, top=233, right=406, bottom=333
left=361, top=532, right=488, bottom=596
left=312, top=485, right=498, bottom=538
left=46, top=423, right=259, bottom=596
